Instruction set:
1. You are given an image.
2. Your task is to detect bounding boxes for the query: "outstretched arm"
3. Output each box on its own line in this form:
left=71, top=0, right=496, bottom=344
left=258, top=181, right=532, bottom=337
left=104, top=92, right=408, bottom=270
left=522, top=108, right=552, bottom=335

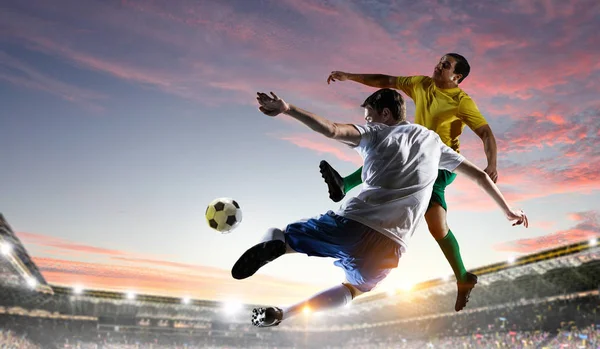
left=285, top=105, right=361, bottom=146
left=453, top=158, right=528, bottom=227
left=256, top=92, right=361, bottom=147
left=327, top=71, right=397, bottom=89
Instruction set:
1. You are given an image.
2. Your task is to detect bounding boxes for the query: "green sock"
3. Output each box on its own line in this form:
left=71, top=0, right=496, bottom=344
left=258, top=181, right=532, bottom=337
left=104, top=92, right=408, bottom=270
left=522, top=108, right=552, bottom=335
left=343, top=166, right=363, bottom=194
left=436, top=230, right=468, bottom=282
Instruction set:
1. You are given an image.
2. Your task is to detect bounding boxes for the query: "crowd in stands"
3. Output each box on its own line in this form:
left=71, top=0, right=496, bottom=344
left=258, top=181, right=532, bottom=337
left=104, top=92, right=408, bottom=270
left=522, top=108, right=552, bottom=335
left=0, top=329, right=40, bottom=349
left=1, top=294, right=597, bottom=348
left=324, top=294, right=599, bottom=348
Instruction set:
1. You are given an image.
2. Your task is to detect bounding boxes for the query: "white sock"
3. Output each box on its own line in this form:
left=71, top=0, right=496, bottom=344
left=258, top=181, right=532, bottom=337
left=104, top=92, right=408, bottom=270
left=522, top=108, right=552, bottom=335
left=260, top=228, right=285, bottom=243
left=259, top=227, right=297, bottom=255
left=282, top=284, right=353, bottom=320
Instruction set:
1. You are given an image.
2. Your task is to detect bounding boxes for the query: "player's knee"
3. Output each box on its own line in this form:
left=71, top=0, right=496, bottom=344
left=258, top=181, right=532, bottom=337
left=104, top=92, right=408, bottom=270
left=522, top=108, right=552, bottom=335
left=342, top=283, right=366, bottom=299
left=425, top=204, right=449, bottom=238
left=261, top=228, right=285, bottom=242
left=285, top=242, right=298, bottom=254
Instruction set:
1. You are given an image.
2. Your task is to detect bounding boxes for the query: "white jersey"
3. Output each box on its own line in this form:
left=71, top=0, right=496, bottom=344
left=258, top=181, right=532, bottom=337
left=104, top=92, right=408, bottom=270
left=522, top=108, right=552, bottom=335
left=336, top=121, right=465, bottom=252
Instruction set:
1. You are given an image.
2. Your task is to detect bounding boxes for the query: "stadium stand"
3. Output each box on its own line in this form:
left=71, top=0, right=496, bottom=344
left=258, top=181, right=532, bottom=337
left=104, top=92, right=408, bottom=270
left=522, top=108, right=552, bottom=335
left=0, top=213, right=598, bottom=348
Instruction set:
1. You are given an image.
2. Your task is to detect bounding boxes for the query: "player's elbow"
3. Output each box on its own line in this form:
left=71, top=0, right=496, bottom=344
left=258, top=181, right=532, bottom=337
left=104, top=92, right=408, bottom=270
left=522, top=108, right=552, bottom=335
left=473, top=168, right=489, bottom=187
left=456, top=161, right=488, bottom=185
left=475, top=124, right=494, bottom=142
left=327, top=123, right=341, bottom=139
left=381, top=75, right=396, bottom=88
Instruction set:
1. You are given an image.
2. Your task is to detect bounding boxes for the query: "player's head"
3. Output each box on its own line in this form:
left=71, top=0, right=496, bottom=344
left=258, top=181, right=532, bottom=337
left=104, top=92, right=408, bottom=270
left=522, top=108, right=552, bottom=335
left=361, top=88, right=406, bottom=125
left=433, top=53, right=470, bottom=85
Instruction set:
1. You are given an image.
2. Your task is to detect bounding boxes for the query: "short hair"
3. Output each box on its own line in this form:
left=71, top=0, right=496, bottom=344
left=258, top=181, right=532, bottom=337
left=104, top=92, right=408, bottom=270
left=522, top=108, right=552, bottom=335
left=361, top=88, right=406, bottom=122
left=446, top=53, right=470, bottom=84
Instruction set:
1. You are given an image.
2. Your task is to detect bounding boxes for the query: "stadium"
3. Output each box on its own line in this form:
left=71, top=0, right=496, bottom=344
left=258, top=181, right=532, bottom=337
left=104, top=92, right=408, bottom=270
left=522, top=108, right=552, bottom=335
left=0, top=213, right=598, bottom=348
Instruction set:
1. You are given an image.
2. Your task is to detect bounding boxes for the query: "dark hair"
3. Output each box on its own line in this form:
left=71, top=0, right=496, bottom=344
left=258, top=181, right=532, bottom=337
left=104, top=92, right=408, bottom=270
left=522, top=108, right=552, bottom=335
left=360, top=88, right=406, bottom=122
left=446, top=53, right=470, bottom=84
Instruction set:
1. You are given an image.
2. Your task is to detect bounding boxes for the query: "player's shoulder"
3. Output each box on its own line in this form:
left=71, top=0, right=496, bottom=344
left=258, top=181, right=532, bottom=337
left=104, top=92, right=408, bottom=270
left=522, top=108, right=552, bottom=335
left=411, top=75, right=432, bottom=86
left=456, top=91, right=480, bottom=109
left=361, top=122, right=389, bottom=131
left=400, top=121, right=424, bottom=131
left=404, top=122, right=442, bottom=138
left=398, top=75, right=430, bottom=85
left=457, top=89, right=473, bottom=99
left=355, top=122, right=390, bottom=138
left=395, top=122, right=432, bottom=137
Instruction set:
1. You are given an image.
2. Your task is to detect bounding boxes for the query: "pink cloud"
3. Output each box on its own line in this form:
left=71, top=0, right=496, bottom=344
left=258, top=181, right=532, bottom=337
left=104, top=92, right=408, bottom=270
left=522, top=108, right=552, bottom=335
left=16, top=232, right=127, bottom=257
left=2, top=0, right=598, bottom=210
left=3, top=0, right=598, bottom=115
left=2, top=3, right=376, bottom=113
left=0, top=51, right=106, bottom=111
left=531, top=220, right=557, bottom=230
left=448, top=158, right=600, bottom=212
left=34, top=257, right=327, bottom=305
left=493, top=211, right=599, bottom=253
left=15, top=231, right=330, bottom=304
left=274, top=133, right=362, bottom=166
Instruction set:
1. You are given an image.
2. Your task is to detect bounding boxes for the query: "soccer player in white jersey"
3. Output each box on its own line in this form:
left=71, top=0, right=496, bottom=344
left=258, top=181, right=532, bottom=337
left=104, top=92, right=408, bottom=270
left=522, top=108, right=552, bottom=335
left=232, top=89, right=528, bottom=327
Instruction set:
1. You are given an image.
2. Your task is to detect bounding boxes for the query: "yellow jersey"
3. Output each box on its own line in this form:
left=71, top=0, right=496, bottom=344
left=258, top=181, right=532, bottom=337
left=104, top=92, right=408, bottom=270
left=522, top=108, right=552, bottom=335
left=395, top=75, right=488, bottom=153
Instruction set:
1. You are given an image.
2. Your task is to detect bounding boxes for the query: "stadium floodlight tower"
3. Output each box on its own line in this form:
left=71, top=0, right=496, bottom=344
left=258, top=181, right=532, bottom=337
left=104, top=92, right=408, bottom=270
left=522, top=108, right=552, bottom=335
left=0, top=214, right=53, bottom=294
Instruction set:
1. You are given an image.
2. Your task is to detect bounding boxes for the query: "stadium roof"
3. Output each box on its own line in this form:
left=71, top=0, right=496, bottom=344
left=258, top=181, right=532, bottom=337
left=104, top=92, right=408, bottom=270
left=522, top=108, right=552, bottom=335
left=1, top=212, right=598, bottom=330
left=356, top=238, right=600, bottom=305
left=278, top=240, right=600, bottom=329
left=0, top=213, right=52, bottom=294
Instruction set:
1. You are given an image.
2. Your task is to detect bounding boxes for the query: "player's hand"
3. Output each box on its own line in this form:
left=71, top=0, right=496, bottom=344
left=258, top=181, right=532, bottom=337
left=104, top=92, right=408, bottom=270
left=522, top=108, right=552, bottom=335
left=484, top=165, right=498, bottom=183
left=327, top=71, right=350, bottom=84
left=507, top=209, right=528, bottom=228
left=256, top=92, right=290, bottom=117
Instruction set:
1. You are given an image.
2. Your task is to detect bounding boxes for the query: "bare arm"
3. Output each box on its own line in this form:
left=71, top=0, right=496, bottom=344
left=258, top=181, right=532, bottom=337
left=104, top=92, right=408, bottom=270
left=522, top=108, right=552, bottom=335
left=454, top=158, right=527, bottom=226
left=346, top=74, right=397, bottom=89
left=284, top=105, right=361, bottom=147
left=327, top=71, right=397, bottom=89
left=256, top=92, right=361, bottom=145
left=473, top=124, right=498, bottom=182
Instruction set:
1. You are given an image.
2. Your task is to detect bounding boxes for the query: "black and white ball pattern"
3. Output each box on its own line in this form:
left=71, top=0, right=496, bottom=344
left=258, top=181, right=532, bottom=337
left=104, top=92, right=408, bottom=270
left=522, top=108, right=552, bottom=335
left=205, top=197, right=242, bottom=233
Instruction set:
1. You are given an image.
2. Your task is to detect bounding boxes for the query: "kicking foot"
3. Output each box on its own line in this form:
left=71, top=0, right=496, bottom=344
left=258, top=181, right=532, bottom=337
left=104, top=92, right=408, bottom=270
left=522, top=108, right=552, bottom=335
left=319, top=160, right=345, bottom=203
left=231, top=240, right=286, bottom=280
left=455, top=272, right=478, bottom=312
left=252, top=307, right=283, bottom=327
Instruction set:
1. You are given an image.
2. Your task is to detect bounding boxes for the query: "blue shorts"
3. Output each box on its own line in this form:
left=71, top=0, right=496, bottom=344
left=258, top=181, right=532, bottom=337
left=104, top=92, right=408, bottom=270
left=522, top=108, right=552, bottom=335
left=284, top=211, right=401, bottom=292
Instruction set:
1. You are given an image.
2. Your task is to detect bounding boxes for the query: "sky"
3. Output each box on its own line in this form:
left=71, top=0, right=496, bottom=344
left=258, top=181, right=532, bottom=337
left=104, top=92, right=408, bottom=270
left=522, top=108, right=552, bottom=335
left=1, top=0, right=599, bottom=308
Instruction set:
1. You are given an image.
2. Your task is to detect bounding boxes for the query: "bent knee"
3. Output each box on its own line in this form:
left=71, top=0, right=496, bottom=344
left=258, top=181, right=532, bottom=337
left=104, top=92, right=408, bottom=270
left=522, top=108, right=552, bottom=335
left=342, top=283, right=367, bottom=298
left=285, top=242, right=298, bottom=254
left=425, top=203, right=449, bottom=237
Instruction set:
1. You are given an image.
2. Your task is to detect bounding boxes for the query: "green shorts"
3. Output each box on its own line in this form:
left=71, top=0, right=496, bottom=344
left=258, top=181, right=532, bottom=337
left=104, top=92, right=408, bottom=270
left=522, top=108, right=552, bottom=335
left=428, top=169, right=457, bottom=212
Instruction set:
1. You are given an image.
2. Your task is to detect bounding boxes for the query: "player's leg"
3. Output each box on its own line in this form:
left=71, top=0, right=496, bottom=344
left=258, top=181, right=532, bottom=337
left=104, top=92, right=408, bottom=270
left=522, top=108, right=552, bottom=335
left=259, top=227, right=298, bottom=254
left=425, top=170, right=477, bottom=311
left=274, top=228, right=399, bottom=321
left=251, top=215, right=399, bottom=327
left=232, top=211, right=345, bottom=280
left=283, top=224, right=399, bottom=319
left=230, top=236, right=290, bottom=280
left=319, top=160, right=363, bottom=202
left=251, top=283, right=357, bottom=327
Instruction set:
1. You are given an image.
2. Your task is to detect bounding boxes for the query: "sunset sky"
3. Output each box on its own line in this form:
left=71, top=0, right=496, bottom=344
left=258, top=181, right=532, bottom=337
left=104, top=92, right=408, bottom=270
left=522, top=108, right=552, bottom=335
left=1, top=0, right=599, bottom=307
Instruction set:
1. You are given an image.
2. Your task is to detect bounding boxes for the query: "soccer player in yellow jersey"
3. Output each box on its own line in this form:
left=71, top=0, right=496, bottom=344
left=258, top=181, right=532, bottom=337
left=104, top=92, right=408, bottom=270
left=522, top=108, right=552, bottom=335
left=320, top=53, right=498, bottom=311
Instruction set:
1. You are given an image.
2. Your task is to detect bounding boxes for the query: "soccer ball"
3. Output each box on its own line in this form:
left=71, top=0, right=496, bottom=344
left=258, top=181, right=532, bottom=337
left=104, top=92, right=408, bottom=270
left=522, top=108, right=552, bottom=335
left=205, top=197, right=242, bottom=233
